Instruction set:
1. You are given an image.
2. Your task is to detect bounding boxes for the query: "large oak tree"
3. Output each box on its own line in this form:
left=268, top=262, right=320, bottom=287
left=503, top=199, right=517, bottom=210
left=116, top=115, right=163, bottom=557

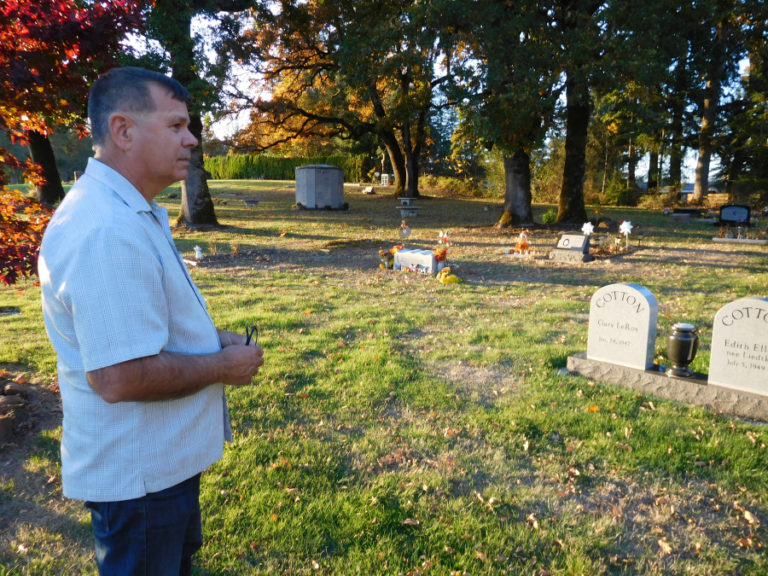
left=232, top=0, right=449, bottom=197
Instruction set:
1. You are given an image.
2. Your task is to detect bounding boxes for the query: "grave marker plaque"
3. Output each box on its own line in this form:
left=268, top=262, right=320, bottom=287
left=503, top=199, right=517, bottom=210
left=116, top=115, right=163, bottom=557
left=587, top=283, right=658, bottom=370
left=549, top=233, right=593, bottom=263
left=709, top=297, right=768, bottom=396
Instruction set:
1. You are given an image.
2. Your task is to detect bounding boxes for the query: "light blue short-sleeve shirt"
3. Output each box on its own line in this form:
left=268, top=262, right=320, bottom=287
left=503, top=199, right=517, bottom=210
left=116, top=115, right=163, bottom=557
left=39, top=158, right=231, bottom=502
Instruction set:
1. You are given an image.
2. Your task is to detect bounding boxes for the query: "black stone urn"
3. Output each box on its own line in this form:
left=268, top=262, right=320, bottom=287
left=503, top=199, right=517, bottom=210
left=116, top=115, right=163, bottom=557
left=666, top=323, right=699, bottom=378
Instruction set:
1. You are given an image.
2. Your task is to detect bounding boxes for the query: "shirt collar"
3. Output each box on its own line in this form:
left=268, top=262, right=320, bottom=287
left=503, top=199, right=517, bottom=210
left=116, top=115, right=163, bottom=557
left=85, top=157, right=156, bottom=214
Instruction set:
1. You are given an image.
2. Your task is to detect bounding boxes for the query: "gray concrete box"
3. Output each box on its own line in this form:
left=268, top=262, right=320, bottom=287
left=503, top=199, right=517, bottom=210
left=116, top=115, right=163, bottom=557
left=295, top=165, right=345, bottom=209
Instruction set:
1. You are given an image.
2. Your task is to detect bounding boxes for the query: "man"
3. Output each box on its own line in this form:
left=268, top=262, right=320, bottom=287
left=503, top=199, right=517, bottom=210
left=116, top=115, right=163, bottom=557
left=39, top=67, right=264, bottom=575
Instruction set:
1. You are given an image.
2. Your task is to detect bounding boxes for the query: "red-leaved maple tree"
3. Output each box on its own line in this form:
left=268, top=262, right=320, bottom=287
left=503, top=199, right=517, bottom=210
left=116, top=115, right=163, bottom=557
left=0, top=189, right=52, bottom=286
left=0, top=0, right=147, bottom=285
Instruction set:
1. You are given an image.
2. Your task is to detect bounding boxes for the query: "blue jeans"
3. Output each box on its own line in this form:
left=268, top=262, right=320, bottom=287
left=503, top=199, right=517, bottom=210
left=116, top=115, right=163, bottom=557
left=85, top=474, right=202, bottom=576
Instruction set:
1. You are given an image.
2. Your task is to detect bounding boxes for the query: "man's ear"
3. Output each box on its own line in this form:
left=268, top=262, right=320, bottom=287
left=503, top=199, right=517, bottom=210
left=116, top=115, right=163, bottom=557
left=108, top=113, right=134, bottom=151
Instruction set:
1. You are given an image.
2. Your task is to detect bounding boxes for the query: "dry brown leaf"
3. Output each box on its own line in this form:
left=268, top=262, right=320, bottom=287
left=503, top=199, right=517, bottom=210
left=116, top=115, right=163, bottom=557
left=744, top=509, right=759, bottom=526
left=527, top=513, right=539, bottom=530
left=402, top=518, right=420, bottom=526
left=475, top=550, right=487, bottom=561
left=658, top=538, right=673, bottom=555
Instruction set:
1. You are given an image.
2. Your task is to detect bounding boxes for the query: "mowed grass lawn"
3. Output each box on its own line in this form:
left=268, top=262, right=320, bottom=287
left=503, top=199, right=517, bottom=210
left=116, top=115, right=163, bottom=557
left=1, top=181, right=768, bottom=575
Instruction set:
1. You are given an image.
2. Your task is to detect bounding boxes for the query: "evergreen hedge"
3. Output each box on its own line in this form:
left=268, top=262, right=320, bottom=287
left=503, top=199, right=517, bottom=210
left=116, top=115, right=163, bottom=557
left=204, top=154, right=367, bottom=182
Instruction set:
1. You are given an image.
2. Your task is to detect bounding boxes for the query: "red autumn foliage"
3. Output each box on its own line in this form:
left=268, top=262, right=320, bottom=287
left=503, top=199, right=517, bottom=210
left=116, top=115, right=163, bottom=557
left=0, top=189, right=52, bottom=286
left=0, top=0, right=147, bottom=285
left=0, top=0, right=148, bottom=143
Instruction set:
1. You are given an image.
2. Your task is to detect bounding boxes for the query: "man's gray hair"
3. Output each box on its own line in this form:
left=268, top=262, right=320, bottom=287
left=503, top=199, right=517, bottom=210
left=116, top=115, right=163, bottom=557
left=88, top=67, right=190, bottom=147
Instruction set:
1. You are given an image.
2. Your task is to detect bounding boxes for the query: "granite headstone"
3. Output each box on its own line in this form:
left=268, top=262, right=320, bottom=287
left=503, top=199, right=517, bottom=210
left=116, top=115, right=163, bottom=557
left=708, top=297, right=768, bottom=396
left=718, top=204, right=750, bottom=227
left=549, top=233, right=594, bottom=263
left=587, top=283, right=658, bottom=370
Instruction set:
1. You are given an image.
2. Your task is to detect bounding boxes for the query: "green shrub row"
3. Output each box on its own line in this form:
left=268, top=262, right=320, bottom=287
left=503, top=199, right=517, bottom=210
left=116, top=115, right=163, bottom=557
left=204, top=154, right=367, bottom=182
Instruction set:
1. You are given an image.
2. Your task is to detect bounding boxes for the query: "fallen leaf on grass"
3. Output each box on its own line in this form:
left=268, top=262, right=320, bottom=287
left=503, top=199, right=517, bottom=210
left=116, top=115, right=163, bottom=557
left=658, top=538, right=673, bottom=555
left=402, top=518, right=420, bottom=526
left=526, top=513, right=539, bottom=530
left=744, top=509, right=759, bottom=526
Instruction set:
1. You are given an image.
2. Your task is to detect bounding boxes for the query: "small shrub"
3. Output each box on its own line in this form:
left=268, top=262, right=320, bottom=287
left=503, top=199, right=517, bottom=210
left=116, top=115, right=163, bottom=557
left=637, top=193, right=677, bottom=210
left=420, top=175, right=490, bottom=198
left=541, top=207, right=558, bottom=224
left=602, top=173, right=634, bottom=206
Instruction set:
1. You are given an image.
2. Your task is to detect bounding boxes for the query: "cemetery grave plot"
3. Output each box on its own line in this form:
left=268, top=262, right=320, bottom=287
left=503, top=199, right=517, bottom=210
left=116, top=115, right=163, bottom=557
left=180, top=218, right=765, bottom=290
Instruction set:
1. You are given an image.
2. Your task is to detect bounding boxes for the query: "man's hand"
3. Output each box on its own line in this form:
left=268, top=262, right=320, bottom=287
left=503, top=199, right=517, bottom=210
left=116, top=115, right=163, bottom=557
left=217, top=342, right=264, bottom=386
left=86, top=333, right=264, bottom=403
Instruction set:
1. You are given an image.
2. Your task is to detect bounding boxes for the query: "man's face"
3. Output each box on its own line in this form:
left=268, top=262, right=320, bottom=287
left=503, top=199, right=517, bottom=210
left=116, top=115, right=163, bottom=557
left=130, top=84, right=198, bottom=191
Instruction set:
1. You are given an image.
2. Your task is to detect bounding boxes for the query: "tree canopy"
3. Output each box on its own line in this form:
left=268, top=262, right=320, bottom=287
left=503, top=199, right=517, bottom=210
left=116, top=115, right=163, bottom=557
left=0, top=0, right=146, bottom=201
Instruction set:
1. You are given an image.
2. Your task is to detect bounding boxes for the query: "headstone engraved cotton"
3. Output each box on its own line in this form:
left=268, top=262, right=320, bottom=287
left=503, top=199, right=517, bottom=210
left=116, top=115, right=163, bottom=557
left=708, top=297, right=768, bottom=396
left=587, top=283, right=658, bottom=370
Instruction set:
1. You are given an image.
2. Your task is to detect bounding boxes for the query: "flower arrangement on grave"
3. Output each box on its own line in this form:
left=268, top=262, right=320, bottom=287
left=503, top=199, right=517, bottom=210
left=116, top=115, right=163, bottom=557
left=378, top=245, right=403, bottom=269
left=588, top=219, right=635, bottom=256
left=514, top=230, right=531, bottom=254
left=504, top=230, right=533, bottom=256
left=434, top=246, right=448, bottom=262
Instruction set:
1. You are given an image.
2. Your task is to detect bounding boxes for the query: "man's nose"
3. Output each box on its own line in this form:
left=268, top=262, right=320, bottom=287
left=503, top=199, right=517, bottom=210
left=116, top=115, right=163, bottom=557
left=184, top=128, right=199, bottom=148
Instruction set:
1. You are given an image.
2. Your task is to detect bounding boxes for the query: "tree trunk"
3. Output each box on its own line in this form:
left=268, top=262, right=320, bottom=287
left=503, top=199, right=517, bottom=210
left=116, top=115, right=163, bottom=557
left=27, top=130, right=64, bottom=206
left=177, top=113, right=218, bottom=227
left=692, top=73, right=721, bottom=203
left=381, top=131, right=406, bottom=196
left=668, top=59, right=687, bottom=193
left=626, top=137, right=636, bottom=190
left=557, top=75, right=589, bottom=223
left=154, top=0, right=219, bottom=226
left=403, top=148, right=420, bottom=198
left=648, top=149, right=659, bottom=192
left=497, top=150, right=533, bottom=227
left=724, top=149, right=745, bottom=200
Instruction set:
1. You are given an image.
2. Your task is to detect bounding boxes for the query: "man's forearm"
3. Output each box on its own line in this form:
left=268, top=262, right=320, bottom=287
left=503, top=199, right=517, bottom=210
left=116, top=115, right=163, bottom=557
left=86, top=350, right=235, bottom=403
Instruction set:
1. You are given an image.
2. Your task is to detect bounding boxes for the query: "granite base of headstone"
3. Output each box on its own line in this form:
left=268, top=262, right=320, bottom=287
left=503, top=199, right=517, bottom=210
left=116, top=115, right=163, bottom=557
left=712, top=237, right=768, bottom=245
left=708, top=297, right=768, bottom=397
left=398, top=206, right=420, bottom=218
left=567, top=353, right=768, bottom=422
left=549, top=233, right=594, bottom=263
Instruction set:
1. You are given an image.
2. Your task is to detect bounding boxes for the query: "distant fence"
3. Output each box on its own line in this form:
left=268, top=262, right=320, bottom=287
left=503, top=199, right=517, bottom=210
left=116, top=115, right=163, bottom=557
left=203, top=154, right=368, bottom=183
